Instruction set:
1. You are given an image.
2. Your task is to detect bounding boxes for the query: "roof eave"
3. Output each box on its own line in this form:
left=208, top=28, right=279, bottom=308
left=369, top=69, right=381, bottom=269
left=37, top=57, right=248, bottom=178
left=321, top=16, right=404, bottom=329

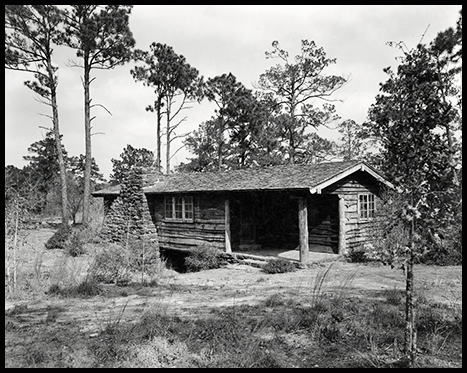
left=309, top=162, right=394, bottom=193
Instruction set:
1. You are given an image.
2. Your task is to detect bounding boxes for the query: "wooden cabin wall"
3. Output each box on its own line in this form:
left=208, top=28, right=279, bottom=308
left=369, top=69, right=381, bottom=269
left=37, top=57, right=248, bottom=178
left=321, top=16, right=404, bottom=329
left=324, top=171, right=383, bottom=251
left=148, top=193, right=226, bottom=251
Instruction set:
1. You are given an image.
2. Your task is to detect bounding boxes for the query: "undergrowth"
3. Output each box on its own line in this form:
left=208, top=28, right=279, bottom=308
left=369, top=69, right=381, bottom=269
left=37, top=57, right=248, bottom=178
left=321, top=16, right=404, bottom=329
left=45, top=223, right=72, bottom=250
left=262, top=258, right=297, bottom=274
left=184, top=245, right=225, bottom=272
left=87, top=289, right=462, bottom=368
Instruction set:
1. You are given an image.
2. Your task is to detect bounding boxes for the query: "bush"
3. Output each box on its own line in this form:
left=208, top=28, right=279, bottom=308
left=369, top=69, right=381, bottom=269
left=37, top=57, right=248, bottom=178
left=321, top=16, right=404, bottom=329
left=46, top=280, right=102, bottom=298
left=418, top=237, right=462, bottom=266
left=184, top=245, right=223, bottom=272
left=89, top=238, right=161, bottom=285
left=384, top=287, right=404, bottom=306
left=90, top=243, right=133, bottom=285
left=45, top=223, right=72, bottom=250
left=344, top=248, right=369, bottom=263
left=74, top=279, right=102, bottom=297
left=262, top=258, right=296, bottom=274
left=66, top=231, right=86, bottom=257
left=344, top=243, right=376, bottom=263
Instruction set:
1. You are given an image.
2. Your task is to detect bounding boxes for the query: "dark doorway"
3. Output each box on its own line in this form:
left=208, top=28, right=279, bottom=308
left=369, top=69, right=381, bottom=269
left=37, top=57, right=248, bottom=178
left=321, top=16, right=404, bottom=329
left=230, top=191, right=299, bottom=251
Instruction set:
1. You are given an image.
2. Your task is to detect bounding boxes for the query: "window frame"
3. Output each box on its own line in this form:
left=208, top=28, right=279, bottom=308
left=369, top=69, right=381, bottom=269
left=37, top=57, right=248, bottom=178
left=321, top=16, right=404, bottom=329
left=164, top=195, right=194, bottom=222
left=358, top=193, right=376, bottom=220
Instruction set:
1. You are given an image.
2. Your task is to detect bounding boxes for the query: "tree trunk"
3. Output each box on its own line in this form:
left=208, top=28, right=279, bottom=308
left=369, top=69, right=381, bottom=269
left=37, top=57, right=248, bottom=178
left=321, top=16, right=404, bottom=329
left=49, top=65, right=69, bottom=225
left=12, top=207, right=19, bottom=291
left=156, top=99, right=162, bottom=172
left=82, top=57, right=92, bottom=226
left=444, top=122, right=459, bottom=185
left=218, top=116, right=225, bottom=171
left=288, top=69, right=297, bottom=165
left=166, top=104, right=171, bottom=174
left=288, top=128, right=295, bottom=165
left=405, top=220, right=417, bottom=367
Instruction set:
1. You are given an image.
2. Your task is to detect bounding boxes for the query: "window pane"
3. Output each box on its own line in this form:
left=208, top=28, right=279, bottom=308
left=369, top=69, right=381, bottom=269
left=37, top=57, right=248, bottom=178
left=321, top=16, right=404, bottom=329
left=369, top=195, right=375, bottom=217
left=184, top=197, right=193, bottom=220
left=359, top=194, right=376, bottom=219
left=175, top=197, right=183, bottom=219
left=360, top=195, right=367, bottom=219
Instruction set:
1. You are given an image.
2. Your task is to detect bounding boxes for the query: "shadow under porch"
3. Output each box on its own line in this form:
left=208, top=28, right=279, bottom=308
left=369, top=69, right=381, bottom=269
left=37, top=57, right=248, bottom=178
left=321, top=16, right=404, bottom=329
left=228, top=191, right=339, bottom=256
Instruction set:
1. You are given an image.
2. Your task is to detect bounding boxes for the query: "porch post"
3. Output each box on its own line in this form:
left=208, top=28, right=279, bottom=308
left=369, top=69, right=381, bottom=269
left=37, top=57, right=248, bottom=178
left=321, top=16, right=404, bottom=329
left=298, top=196, right=309, bottom=267
left=338, top=195, right=346, bottom=255
left=225, top=198, right=232, bottom=253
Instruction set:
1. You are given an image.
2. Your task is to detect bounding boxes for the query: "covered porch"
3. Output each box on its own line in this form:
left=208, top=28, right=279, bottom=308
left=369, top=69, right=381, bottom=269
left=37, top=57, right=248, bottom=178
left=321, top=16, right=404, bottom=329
left=223, top=190, right=346, bottom=266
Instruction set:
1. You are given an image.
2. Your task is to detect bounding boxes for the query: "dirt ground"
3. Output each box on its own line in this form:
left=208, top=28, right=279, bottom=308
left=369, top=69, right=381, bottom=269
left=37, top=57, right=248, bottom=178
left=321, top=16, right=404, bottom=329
left=4, top=228, right=463, bottom=367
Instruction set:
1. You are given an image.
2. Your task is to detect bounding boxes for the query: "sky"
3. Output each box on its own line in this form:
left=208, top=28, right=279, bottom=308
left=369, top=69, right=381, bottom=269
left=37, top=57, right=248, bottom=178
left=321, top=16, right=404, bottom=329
left=5, top=5, right=462, bottom=180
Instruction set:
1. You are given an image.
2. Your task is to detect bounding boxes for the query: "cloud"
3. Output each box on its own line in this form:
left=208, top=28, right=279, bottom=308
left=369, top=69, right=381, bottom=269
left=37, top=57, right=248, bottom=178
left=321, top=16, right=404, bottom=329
left=5, top=5, right=461, bottom=179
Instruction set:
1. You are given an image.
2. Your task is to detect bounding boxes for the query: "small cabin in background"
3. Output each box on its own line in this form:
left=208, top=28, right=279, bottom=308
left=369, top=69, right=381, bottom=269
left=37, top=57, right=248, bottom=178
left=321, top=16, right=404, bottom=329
left=92, top=160, right=394, bottom=265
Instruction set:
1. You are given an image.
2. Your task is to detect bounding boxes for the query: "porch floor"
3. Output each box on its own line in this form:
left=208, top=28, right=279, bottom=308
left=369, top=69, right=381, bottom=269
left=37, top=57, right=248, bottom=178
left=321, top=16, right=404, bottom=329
left=234, top=244, right=341, bottom=264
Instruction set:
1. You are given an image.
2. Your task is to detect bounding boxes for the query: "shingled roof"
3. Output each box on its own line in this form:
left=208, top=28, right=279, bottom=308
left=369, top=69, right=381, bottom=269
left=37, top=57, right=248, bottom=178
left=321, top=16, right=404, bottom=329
left=93, top=160, right=393, bottom=196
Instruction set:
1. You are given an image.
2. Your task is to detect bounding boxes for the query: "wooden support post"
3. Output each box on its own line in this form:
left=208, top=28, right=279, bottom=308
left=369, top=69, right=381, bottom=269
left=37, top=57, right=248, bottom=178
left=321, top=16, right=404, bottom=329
left=338, top=195, right=346, bottom=255
left=225, top=198, right=232, bottom=253
left=298, top=196, right=309, bottom=267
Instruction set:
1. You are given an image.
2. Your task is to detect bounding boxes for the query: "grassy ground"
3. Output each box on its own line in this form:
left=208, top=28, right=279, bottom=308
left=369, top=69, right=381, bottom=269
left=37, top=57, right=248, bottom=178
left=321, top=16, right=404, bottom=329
left=4, top=227, right=462, bottom=368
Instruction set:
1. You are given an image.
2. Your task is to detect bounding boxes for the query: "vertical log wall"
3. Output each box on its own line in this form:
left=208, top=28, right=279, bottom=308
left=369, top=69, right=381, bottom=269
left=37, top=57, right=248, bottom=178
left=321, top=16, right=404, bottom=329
left=298, top=196, right=309, bottom=266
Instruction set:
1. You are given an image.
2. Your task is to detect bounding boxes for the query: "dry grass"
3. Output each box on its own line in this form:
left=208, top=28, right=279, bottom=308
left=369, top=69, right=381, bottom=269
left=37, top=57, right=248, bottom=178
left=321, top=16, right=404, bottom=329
left=4, top=227, right=463, bottom=368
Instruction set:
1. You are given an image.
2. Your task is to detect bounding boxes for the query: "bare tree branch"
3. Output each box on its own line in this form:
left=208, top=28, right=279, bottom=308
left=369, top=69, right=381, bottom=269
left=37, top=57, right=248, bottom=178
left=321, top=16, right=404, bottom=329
left=90, top=103, right=113, bottom=116
left=168, top=143, right=188, bottom=161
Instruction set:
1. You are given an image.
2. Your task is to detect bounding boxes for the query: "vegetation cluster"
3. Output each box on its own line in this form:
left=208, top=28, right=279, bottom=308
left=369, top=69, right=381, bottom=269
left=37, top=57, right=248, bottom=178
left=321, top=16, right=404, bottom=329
left=4, top=5, right=462, bottom=369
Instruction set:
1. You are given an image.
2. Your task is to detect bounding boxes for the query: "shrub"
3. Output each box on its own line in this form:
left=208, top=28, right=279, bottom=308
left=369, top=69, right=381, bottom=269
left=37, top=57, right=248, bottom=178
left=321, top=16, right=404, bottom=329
left=344, top=248, right=368, bottom=263
left=73, top=279, right=102, bottom=297
left=344, top=243, right=377, bottom=263
left=419, top=240, right=462, bottom=266
left=46, top=280, right=102, bottom=298
left=46, top=283, right=61, bottom=295
left=66, top=231, right=86, bottom=257
left=263, top=293, right=287, bottom=307
left=90, top=243, right=133, bottom=285
left=45, top=223, right=72, bottom=250
left=262, top=258, right=296, bottom=274
left=184, top=245, right=223, bottom=272
left=384, top=287, right=404, bottom=306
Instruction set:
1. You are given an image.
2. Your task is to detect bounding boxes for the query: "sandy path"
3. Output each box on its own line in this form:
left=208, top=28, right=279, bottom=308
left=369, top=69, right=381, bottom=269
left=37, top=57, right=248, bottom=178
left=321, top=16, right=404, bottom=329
left=6, top=260, right=461, bottom=338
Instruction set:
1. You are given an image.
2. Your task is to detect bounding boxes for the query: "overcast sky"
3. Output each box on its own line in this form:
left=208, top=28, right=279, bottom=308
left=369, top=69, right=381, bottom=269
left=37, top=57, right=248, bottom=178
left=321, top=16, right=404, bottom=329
left=5, top=5, right=462, bottom=179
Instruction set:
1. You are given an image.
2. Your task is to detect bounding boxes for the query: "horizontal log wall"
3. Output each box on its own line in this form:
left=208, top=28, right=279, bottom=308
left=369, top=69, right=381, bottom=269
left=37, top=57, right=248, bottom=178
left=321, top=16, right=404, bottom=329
left=308, top=222, right=338, bottom=247
left=307, top=196, right=339, bottom=252
left=149, top=193, right=226, bottom=251
left=324, top=171, right=383, bottom=252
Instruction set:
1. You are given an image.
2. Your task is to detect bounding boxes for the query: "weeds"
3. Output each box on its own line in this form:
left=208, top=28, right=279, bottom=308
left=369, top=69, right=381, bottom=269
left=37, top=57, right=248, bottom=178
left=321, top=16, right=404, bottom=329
left=384, top=286, right=404, bottom=305
left=5, top=225, right=462, bottom=368
left=66, top=231, right=86, bottom=257
left=25, top=347, right=48, bottom=367
left=262, top=258, right=297, bottom=274
left=184, top=245, right=224, bottom=272
left=46, top=279, right=102, bottom=298
left=45, top=223, right=72, bottom=250
left=309, top=262, right=335, bottom=308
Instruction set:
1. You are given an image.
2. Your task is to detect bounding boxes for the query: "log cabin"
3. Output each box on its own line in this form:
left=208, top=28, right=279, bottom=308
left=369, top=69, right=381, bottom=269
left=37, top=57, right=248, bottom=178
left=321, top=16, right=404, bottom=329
left=92, top=160, right=394, bottom=265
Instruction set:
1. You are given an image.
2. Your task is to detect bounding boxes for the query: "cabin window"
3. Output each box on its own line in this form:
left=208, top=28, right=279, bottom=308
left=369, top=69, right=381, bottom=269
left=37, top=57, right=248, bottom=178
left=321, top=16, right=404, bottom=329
left=358, top=193, right=375, bottom=219
left=165, top=196, right=194, bottom=222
